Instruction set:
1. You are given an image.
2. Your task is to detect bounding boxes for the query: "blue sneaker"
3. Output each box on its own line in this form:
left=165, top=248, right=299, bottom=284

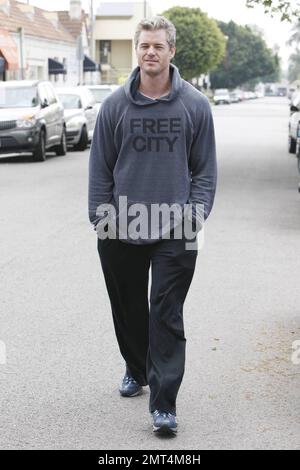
left=152, top=410, right=178, bottom=435
left=119, top=373, right=143, bottom=397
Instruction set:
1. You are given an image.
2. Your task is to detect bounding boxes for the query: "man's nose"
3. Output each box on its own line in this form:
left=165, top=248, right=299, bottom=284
left=147, top=46, right=156, bottom=55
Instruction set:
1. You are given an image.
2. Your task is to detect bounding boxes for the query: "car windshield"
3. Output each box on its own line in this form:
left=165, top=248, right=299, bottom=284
left=58, top=94, right=81, bottom=109
left=89, top=88, right=112, bottom=103
left=0, top=86, right=38, bottom=108
left=215, top=89, right=228, bottom=95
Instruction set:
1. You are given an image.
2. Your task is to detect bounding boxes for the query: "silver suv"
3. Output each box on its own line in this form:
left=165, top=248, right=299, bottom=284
left=0, top=80, right=66, bottom=161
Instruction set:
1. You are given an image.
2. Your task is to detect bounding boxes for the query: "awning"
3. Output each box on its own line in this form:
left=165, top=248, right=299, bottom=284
left=0, top=28, right=19, bottom=71
left=83, top=55, right=100, bottom=72
left=48, top=58, right=67, bottom=75
left=0, top=57, right=5, bottom=74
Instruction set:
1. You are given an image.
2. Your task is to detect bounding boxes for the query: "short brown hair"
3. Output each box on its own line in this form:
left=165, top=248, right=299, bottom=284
left=134, top=16, right=176, bottom=48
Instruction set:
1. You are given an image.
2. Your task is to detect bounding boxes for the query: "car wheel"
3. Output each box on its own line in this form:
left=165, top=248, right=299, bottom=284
left=55, top=127, right=67, bottom=156
left=33, top=129, right=46, bottom=162
left=288, top=135, right=297, bottom=154
left=74, top=125, right=88, bottom=151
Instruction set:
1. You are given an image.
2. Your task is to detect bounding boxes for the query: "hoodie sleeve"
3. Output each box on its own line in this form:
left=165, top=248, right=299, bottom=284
left=188, top=97, right=217, bottom=228
left=88, top=101, right=118, bottom=229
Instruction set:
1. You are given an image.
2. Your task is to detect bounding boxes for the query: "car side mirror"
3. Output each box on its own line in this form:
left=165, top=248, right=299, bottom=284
left=41, top=98, right=49, bottom=108
left=290, top=104, right=299, bottom=113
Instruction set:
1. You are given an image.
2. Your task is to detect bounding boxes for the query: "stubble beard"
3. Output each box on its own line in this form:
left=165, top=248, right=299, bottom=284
left=142, top=62, right=161, bottom=78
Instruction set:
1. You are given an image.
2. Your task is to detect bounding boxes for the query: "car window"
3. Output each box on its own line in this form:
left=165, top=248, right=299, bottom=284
left=58, top=94, right=82, bottom=109
left=215, top=89, right=228, bottom=95
left=85, top=89, right=96, bottom=105
left=38, top=83, right=49, bottom=105
left=0, top=86, right=38, bottom=108
left=45, top=84, right=57, bottom=105
left=78, top=89, right=94, bottom=108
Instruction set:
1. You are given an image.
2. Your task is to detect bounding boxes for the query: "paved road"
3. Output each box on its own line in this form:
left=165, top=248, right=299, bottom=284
left=0, top=97, right=299, bottom=450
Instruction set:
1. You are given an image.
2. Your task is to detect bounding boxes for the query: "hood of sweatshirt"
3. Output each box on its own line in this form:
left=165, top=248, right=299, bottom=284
left=124, top=63, right=183, bottom=106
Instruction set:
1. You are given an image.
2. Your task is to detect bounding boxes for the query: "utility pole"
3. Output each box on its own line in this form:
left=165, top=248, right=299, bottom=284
left=90, top=0, right=94, bottom=60
left=76, top=35, right=84, bottom=85
left=144, top=0, right=146, bottom=18
left=18, top=27, right=25, bottom=80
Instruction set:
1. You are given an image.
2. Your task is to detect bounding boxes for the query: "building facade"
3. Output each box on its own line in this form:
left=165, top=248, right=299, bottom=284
left=94, top=1, right=152, bottom=84
left=0, top=0, right=97, bottom=85
left=57, top=0, right=100, bottom=85
left=0, top=0, right=152, bottom=85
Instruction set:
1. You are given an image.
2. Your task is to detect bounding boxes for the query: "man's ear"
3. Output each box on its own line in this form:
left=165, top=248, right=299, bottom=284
left=170, top=47, right=176, bottom=60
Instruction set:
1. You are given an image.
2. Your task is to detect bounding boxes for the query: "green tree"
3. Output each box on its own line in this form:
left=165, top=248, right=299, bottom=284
left=288, top=51, right=300, bottom=81
left=161, top=6, right=226, bottom=80
left=287, top=22, right=300, bottom=48
left=246, top=0, right=300, bottom=21
left=286, top=20, right=300, bottom=80
left=263, top=52, right=281, bottom=82
left=210, top=21, right=279, bottom=89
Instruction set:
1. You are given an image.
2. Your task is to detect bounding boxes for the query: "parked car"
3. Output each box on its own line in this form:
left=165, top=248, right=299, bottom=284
left=56, top=86, right=97, bottom=150
left=87, top=84, right=120, bottom=112
left=288, top=100, right=300, bottom=175
left=288, top=86, right=297, bottom=101
left=277, top=86, right=287, bottom=97
left=0, top=80, right=66, bottom=161
left=229, top=91, right=240, bottom=103
left=213, top=88, right=231, bottom=105
left=234, top=89, right=245, bottom=101
left=288, top=93, right=300, bottom=184
left=288, top=93, right=300, bottom=155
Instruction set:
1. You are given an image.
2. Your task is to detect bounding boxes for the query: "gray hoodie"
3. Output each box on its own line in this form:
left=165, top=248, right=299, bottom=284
left=88, top=64, right=217, bottom=244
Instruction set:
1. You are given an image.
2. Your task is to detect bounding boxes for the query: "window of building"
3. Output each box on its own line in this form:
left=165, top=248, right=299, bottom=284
left=100, top=41, right=111, bottom=64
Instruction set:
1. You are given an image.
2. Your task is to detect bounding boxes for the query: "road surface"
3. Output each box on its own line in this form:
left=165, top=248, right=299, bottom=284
left=0, top=97, right=299, bottom=449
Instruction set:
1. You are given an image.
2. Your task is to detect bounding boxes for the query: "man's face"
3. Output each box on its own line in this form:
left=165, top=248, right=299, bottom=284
left=136, top=29, right=175, bottom=77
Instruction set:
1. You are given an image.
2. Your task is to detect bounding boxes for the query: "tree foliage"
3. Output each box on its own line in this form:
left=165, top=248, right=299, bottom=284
left=288, top=50, right=300, bottom=81
left=287, top=21, right=300, bottom=48
left=161, top=6, right=226, bottom=80
left=210, top=21, right=279, bottom=89
left=286, top=21, right=300, bottom=81
left=246, top=0, right=300, bottom=21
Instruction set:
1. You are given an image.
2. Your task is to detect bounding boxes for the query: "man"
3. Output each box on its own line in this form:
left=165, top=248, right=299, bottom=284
left=88, top=16, right=217, bottom=435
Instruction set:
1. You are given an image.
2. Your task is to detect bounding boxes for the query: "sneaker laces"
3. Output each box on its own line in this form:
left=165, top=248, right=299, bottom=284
left=153, top=410, right=174, bottom=419
left=123, top=375, right=138, bottom=385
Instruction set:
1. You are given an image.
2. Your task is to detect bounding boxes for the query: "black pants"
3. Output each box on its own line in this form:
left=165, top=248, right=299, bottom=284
left=97, top=234, right=198, bottom=415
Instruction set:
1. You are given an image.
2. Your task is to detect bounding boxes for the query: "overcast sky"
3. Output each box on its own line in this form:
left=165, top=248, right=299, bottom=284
left=23, top=0, right=296, bottom=69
